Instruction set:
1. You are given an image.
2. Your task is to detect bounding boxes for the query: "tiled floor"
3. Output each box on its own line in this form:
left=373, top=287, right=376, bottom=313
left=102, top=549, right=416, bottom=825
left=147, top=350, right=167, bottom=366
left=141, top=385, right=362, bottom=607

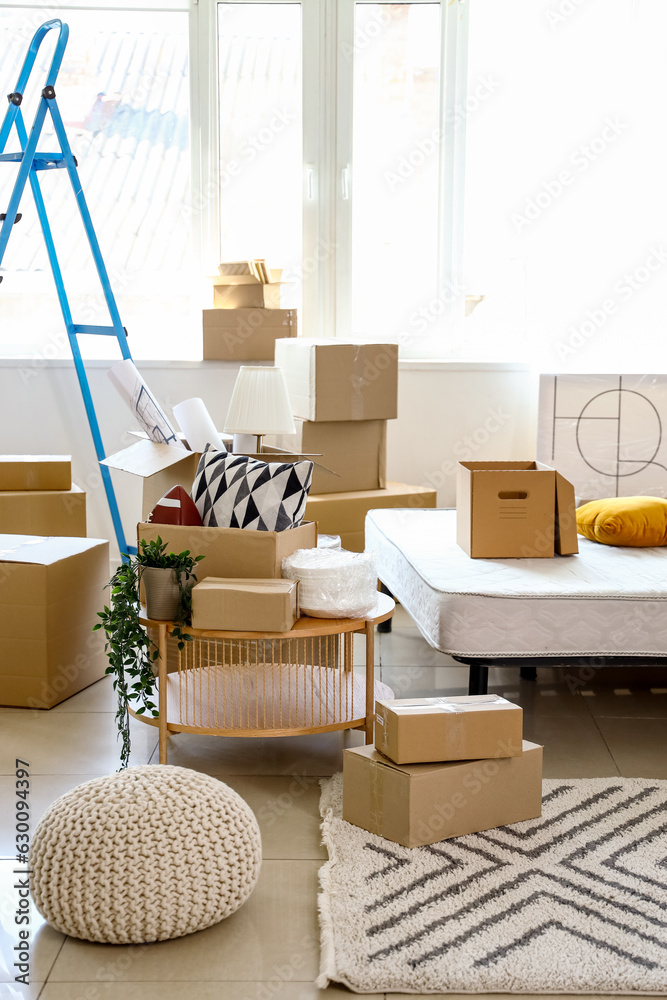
left=1, top=605, right=666, bottom=999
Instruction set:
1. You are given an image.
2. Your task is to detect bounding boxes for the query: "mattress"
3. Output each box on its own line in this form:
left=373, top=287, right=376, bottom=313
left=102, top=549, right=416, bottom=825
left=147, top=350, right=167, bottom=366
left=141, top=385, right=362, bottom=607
left=365, top=508, right=667, bottom=658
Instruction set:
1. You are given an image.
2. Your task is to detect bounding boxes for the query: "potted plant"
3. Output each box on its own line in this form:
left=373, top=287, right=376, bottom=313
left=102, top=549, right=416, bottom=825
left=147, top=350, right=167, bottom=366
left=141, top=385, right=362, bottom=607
left=94, top=538, right=204, bottom=768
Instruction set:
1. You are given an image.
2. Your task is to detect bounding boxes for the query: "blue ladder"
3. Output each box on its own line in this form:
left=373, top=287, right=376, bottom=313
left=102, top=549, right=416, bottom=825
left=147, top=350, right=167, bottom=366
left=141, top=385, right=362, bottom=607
left=0, top=19, right=133, bottom=555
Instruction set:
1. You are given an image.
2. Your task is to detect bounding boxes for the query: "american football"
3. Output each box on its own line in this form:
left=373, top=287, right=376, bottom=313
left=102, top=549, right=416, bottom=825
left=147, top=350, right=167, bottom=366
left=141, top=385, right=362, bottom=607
left=148, top=485, right=203, bottom=526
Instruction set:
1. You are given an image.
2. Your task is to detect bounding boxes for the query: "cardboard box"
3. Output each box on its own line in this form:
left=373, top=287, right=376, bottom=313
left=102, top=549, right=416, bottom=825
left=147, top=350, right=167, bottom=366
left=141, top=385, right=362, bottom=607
left=305, top=483, right=437, bottom=552
left=212, top=283, right=292, bottom=310
left=274, top=339, right=398, bottom=422
left=0, top=534, right=109, bottom=708
left=375, top=695, right=523, bottom=764
left=192, top=577, right=299, bottom=632
left=103, top=438, right=319, bottom=523
left=0, top=485, right=86, bottom=537
left=456, top=461, right=579, bottom=559
left=343, top=740, right=543, bottom=848
left=0, top=456, right=71, bottom=491
left=216, top=262, right=282, bottom=283
left=137, top=519, right=317, bottom=580
left=203, top=308, right=298, bottom=361
left=265, top=419, right=386, bottom=494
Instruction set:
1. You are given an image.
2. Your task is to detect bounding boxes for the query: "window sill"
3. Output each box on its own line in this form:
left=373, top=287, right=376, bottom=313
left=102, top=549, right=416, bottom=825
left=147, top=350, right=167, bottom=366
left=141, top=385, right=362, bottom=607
left=0, top=357, right=530, bottom=372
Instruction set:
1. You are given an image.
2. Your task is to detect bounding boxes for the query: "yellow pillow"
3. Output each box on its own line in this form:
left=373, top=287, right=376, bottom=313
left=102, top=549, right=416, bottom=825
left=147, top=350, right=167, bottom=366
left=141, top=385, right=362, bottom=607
left=576, top=496, right=667, bottom=546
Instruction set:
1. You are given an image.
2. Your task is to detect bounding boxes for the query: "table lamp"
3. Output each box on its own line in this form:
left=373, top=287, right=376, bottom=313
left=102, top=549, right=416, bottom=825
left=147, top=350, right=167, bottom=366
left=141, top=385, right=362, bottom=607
left=224, top=366, right=296, bottom=453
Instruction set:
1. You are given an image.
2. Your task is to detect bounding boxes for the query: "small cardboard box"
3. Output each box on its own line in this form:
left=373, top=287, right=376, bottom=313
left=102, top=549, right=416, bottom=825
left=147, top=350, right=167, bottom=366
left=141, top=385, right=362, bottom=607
left=0, top=485, right=86, bottom=537
left=137, top=520, right=317, bottom=580
left=0, top=456, right=71, bottom=491
left=265, top=419, right=386, bottom=494
left=375, top=695, right=523, bottom=764
left=343, top=740, right=543, bottom=848
left=203, top=308, right=298, bottom=361
left=274, top=339, right=398, bottom=422
left=212, top=283, right=292, bottom=310
left=192, top=577, right=299, bottom=632
left=456, top=461, right=579, bottom=558
left=0, top=534, right=109, bottom=708
left=305, top=483, right=437, bottom=552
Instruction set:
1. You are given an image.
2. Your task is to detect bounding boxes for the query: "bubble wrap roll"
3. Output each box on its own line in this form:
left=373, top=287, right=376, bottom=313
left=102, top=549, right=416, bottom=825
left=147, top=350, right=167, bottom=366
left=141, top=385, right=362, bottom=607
left=282, top=547, right=377, bottom=618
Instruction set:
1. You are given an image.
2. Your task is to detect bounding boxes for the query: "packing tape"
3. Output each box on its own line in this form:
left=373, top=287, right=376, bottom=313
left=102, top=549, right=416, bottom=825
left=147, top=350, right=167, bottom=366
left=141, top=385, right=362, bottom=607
left=389, top=695, right=508, bottom=715
left=369, top=759, right=385, bottom=834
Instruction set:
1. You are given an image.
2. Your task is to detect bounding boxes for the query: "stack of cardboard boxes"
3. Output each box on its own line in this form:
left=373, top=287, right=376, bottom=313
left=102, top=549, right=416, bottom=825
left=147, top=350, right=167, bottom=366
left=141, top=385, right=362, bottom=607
left=343, top=695, right=543, bottom=847
left=0, top=455, right=86, bottom=536
left=202, top=260, right=298, bottom=361
left=270, top=339, right=437, bottom=550
left=0, top=456, right=109, bottom=708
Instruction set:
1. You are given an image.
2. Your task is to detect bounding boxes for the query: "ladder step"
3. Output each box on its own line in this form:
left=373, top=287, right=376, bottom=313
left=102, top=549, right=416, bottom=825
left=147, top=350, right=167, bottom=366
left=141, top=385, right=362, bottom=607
left=0, top=152, right=67, bottom=170
left=71, top=324, right=128, bottom=336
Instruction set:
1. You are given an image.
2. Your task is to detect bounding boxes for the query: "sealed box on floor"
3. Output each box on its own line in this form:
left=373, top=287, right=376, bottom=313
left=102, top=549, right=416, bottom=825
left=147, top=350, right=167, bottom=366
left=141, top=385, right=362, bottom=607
left=138, top=520, right=317, bottom=581
left=203, top=308, right=298, bottom=361
left=456, top=461, right=579, bottom=558
left=265, top=419, right=386, bottom=494
left=0, top=534, right=109, bottom=708
left=375, top=695, right=523, bottom=765
left=306, top=483, right=437, bottom=553
left=343, top=741, right=543, bottom=848
left=212, top=282, right=292, bottom=310
left=274, top=339, right=398, bottom=422
left=0, top=455, right=71, bottom=491
left=192, top=577, right=299, bottom=632
left=0, top=485, right=86, bottom=537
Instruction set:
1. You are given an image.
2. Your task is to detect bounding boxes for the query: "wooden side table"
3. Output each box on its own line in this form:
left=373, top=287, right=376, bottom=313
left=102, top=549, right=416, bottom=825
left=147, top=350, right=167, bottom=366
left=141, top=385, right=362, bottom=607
left=133, top=593, right=394, bottom=763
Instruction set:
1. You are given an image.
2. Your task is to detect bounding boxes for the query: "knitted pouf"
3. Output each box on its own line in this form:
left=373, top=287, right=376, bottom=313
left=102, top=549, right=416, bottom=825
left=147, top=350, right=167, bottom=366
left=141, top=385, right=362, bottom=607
left=30, top=765, right=262, bottom=943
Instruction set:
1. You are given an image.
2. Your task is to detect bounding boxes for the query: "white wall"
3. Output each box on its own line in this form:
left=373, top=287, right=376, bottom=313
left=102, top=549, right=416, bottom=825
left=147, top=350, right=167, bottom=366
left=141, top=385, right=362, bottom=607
left=0, top=358, right=535, bottom=562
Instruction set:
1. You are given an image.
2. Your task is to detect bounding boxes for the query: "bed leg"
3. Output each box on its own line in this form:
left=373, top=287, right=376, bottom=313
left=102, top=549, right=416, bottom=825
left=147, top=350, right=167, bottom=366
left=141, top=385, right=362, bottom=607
left=520, top=666, right=537, bottom=681
left=468, top=663, right=488, bottom=696
left=377, top=583, right=394, bottom=633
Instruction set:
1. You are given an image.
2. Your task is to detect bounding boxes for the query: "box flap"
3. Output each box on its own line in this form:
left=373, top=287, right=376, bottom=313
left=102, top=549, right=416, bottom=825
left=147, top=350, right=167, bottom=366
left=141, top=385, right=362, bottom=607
left=102, top=439, right=194, bottom=479
left=555, top=471, right=579, bottom=555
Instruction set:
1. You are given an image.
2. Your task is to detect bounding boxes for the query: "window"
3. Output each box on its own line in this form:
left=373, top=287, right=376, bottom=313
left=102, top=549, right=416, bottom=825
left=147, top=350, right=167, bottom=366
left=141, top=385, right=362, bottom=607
left=463, top=0, right=667, bottom=370
left=199, top=0, right=467, bottom=355
left=0, top=3, right=192, bottom=359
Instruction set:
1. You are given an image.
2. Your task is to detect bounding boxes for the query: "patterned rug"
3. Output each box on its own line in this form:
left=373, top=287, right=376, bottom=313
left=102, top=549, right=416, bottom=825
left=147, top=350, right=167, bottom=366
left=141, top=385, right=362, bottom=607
left=318, top=775, right=667, bottom=994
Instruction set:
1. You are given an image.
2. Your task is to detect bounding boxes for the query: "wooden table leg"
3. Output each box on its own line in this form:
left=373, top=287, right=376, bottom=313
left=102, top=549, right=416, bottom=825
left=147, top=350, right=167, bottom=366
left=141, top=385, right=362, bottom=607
left=365, top=621, right=375, bottom=745
left=158, top=623, right=168, bottom=764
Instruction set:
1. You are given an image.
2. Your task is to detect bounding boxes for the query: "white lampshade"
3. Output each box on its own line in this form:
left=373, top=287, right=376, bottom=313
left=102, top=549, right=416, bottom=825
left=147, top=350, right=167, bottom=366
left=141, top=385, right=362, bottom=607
left=224, top=366, right=296, bottom=436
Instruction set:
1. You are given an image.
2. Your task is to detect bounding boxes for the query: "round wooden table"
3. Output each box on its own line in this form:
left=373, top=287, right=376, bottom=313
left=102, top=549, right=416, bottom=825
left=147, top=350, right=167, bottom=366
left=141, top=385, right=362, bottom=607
left=133, top=593, right=394, bottom=763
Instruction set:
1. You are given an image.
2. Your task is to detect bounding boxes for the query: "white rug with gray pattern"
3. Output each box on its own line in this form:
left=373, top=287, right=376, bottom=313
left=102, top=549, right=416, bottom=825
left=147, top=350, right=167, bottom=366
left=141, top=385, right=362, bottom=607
left=318, top=775, right=667, bottom=994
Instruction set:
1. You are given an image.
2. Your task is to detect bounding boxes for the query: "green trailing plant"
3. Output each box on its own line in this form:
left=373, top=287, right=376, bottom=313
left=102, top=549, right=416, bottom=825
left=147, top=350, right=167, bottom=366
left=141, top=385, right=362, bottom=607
left=94, top=537, right=204, bottom=769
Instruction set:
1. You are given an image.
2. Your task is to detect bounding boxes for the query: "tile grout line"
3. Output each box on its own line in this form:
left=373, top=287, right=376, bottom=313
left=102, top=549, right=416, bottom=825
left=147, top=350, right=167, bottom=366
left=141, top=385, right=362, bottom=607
left=582, top=695, right=623, bottom=777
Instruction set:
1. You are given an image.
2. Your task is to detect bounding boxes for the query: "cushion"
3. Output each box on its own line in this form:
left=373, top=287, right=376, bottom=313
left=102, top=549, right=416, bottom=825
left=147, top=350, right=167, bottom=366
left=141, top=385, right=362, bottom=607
left=148, top=485, right=203, bottom=526
left=191, top=446, right=313, bottom=531
left=576, top=496, right=667, bottom=546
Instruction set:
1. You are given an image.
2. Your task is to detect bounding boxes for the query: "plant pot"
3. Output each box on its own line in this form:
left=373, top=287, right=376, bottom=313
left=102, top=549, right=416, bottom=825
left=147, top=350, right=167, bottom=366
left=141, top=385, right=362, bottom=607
left=142, top=567, right=182, bottom=621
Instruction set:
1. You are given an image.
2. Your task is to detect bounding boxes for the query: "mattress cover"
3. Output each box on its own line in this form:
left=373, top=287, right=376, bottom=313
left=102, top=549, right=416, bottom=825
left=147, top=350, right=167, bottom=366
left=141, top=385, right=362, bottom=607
left=365, top=508, right=667, bottom=658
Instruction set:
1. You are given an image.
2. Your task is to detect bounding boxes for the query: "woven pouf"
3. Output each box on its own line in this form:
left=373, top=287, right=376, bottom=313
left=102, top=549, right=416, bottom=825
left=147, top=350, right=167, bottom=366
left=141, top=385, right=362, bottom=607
left=30, top=765, right=262, bottom=943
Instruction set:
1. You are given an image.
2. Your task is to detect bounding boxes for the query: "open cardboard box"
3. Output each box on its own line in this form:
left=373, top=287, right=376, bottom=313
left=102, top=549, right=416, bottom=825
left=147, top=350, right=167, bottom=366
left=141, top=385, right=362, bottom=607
left=456, top=460, right=579, bottom=558
left=103, top=438, right=325, bottom=523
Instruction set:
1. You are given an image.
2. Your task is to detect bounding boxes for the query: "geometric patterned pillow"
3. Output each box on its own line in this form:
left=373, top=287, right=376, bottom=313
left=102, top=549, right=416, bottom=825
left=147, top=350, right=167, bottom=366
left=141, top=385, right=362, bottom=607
left=190, top=446, right=313, bottom=531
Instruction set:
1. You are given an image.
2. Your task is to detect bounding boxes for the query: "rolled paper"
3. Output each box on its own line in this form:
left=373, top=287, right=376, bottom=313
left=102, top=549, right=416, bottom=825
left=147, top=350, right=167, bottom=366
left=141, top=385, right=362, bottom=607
left=107, top=359, right=183, bottom=447
left=173, top=397, right=226, bottom=453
